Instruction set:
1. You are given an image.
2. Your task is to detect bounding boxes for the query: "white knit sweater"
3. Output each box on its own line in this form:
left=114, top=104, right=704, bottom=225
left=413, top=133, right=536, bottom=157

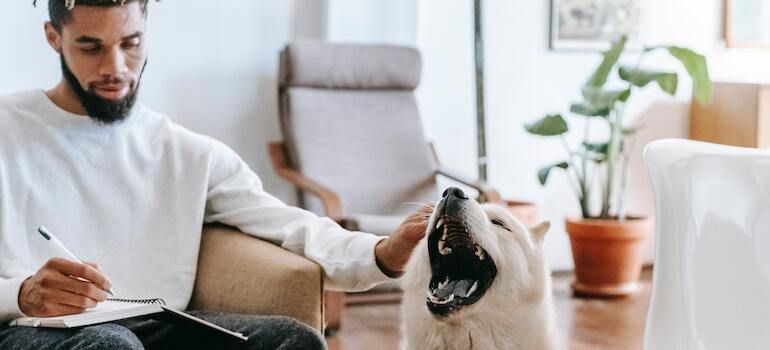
left=0, top=90, right=391, bottom=321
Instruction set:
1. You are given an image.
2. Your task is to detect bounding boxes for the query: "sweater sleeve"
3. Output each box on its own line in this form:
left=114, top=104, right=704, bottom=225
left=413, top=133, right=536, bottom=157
left=0, top=276, right=27, bottom=322
left=202, top=140, right=394, bottom=291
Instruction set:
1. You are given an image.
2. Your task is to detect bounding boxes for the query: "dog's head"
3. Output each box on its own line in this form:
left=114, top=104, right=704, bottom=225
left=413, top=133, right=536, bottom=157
left=403, top=187, right=550, bottom=319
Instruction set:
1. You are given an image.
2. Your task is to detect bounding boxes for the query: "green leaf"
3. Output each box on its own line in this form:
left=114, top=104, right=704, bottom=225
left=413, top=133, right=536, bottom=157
left=585, top=35, right=627, bottom=87
left=581, top=87, right=631, bottom=110
left=524, top=114, right=568, bottom=136
left=583, top=142, right=609, bottom=154
left=667, top=46, right=712, bottom=104
left=570, top=102, right=610, bottom=117
left=538, top=161, right=569, bottom=185
left=581, top=142, right=609, bottom=163
left=619, top=66, right=679, bottom=95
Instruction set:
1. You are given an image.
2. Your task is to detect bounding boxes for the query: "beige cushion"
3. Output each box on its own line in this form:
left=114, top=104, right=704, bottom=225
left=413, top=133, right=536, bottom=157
left=279, top=41, right=421, bottom=90
left=280, top=87, right=438, bottom=217
left=189, top=225, right=323, bottom=332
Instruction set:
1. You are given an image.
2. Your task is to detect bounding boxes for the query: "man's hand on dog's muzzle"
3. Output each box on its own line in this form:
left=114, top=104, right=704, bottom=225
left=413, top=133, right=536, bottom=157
left=375, top=205, right=433, bottom=278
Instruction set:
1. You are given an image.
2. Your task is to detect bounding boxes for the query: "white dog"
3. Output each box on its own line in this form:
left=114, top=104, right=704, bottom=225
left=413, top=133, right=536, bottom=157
left=401, top=187, right=556, bottom=350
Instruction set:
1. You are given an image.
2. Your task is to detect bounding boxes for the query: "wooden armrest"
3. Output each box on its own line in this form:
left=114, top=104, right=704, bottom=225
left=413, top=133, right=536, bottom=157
left=189, top=224, right=324, bottom=332
left=436, top=166, right=502, bottom=204
left=268, top=142, right=342, bottom=220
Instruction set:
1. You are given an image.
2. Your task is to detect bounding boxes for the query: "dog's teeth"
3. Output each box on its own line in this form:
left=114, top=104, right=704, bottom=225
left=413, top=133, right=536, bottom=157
left=475, top=245, right=485, bottom=260
left=466, top=281, right=478, bottom=297
left=427, top=292, right=453, bottom=304
left=427, top=291, right=440, bottom=301
left=436, top=218, right=444, bottom=229
left=430, top=294, right=455, bottom=305
left=438, top=278, right=449, bottom=289
left=438, top=239, right=453, bottom=255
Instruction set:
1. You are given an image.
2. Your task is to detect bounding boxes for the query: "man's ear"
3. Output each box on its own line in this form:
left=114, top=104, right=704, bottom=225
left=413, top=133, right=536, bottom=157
left=529, top=221, right=550, bottom=244
left=44, top=22, right=62, bottom=54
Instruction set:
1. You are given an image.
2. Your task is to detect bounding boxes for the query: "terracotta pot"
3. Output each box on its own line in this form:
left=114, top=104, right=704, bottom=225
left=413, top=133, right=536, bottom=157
left=565, top=216, right=651, bottom=297
left=504, top=200, right=539, bottom=227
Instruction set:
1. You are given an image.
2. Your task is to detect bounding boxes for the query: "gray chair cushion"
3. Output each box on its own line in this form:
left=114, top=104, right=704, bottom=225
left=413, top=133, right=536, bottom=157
left=280, top=87, right=438, bottom=216
left=280, top=41, right=421, bottom=90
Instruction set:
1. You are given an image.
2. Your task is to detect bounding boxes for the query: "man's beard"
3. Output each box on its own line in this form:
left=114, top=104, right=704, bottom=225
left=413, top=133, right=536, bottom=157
left=60, top=55, right=145, bottom=125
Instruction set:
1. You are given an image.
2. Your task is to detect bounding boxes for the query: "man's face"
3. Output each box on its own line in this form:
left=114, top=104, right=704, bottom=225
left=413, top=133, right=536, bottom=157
left=46, top=3, right=147, bottom=123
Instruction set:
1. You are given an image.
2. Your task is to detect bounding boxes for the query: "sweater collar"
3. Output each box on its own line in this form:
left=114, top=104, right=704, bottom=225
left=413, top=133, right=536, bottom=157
left=35, top=89, right=143, bottom=133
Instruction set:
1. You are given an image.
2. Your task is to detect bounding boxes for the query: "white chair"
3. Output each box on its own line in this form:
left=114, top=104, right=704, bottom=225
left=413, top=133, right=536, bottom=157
left=644, top=139, right=770, bottom=350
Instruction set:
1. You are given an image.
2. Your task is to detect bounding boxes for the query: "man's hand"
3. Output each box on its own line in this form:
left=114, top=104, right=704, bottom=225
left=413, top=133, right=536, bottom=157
left=375, top=205, right=434, bottom=277
left=18, top=258, right=111, bottom=317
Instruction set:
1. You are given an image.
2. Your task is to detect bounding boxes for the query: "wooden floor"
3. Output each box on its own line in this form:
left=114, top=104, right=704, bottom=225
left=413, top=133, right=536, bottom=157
left=327, top=268, right=652, bottom=350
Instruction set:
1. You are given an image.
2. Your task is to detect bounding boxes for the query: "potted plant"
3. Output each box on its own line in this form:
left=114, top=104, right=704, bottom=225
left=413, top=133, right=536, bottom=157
left=524, top=36, right=712, bottom=297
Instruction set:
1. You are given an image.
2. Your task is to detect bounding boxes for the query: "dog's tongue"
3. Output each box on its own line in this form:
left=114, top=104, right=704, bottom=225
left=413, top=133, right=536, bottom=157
left=434, top=279, right=474, bottom=298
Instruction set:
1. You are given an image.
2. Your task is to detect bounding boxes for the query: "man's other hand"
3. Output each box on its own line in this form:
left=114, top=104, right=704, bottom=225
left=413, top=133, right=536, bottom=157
left=375, top=205, right=433, bottom=277
left=18, top=258, right=111, bottom=317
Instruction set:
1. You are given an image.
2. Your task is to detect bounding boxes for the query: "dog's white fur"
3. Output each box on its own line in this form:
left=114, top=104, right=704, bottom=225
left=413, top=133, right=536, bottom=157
left=401, top=201, right=556, bottom=350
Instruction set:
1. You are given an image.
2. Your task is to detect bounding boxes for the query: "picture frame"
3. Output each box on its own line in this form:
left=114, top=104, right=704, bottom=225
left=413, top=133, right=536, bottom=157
left=550, top=0, right=641, bottom=51
left=724, top=0, right=770, bottom=48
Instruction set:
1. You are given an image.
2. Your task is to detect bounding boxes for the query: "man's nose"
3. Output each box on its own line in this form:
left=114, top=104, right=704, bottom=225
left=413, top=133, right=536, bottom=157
left=99, top=48, right=128, bottom=79
left=442, top=187, right=468, bottom=200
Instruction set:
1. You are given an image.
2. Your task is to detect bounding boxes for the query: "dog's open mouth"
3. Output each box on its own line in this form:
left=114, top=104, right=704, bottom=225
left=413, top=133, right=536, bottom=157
left=426, top=202, right=497, bottom=317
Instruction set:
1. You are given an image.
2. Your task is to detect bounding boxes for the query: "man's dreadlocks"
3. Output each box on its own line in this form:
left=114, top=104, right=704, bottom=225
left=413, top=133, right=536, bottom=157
left=32, top=0, right=158, bottom=31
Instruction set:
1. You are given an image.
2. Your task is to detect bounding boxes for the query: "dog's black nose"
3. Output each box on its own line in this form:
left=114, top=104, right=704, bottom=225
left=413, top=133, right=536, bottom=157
left=442, top=187, right=468, bottom=200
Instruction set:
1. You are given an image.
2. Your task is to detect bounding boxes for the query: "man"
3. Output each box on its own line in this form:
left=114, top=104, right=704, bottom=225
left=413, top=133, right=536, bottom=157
left=0, top=1, right=429, bottom=349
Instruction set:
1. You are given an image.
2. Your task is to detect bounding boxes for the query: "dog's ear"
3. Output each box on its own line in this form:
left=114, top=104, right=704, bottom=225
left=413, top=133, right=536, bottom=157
left=529, top=221, right=550, bottom=244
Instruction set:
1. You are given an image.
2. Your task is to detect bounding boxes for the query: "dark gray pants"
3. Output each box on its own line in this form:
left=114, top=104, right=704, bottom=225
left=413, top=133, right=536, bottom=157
left=0, top=311, right=326, bottom=350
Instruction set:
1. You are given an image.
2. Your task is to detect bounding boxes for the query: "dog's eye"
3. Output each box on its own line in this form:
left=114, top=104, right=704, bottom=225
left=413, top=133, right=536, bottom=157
left=490, top=219, right=512, bottom=232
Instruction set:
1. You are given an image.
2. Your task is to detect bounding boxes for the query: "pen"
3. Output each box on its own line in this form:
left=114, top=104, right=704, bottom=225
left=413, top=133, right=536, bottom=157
left=37, top=225, right=116, bottom=296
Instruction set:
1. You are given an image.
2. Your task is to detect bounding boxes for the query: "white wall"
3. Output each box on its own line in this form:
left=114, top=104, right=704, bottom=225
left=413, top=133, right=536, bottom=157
left=0, top=0, right=316, bottom=205
left=417, top=0, right=770, bottom=270
left=326, top=0, right=416, bottom=45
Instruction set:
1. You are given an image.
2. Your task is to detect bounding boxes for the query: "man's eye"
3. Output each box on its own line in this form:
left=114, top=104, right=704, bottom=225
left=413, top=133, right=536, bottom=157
left=122, top=40, right=141, bottom=49
left=82, top=46, right=101, bottom=53
left=490, top=219, right=511, bottom=232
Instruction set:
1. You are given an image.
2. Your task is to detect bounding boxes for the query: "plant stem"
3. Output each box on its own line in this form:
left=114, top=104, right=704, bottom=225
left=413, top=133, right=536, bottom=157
left=559, top=135, right=587, bottom=216
left=581, top=118, right=592, bottom=218
left=616, top=134, right=637, bottom=222
left=601, top=114, right=618, bottom=219
left=610, top=51, right=646, bottom=219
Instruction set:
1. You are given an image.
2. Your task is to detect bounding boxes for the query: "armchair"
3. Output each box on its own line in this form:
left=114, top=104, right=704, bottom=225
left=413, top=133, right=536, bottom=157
left=189, top=224, right=324, bottom=332
left=270, top=41, right=503, bottom=331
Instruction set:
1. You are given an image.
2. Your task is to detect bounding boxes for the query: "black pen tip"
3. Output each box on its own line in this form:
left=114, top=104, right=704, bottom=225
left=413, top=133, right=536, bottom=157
left=37, top=226, right=51, bottom=240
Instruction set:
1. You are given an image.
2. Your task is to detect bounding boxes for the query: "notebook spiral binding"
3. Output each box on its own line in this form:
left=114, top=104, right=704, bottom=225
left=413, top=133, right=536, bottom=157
left=107, top=298, right=167, bottom=305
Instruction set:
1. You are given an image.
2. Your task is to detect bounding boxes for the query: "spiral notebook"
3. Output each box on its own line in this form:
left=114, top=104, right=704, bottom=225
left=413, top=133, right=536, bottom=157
left=8, top=298, right=248, bottom=342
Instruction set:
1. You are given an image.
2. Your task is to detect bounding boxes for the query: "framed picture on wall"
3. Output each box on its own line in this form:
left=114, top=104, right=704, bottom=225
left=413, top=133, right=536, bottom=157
left=725, top=0, right=770, bottom=48
left=550, top=0, right=641, bottom=50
